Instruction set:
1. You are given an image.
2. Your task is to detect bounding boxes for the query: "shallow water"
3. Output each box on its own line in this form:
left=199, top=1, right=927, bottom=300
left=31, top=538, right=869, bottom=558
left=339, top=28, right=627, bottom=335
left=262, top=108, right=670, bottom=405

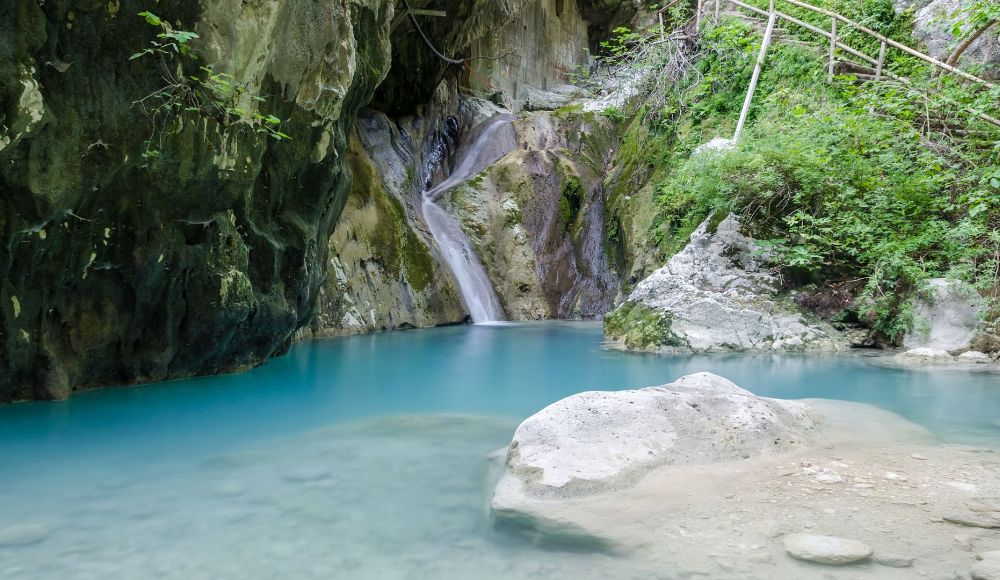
left=1, top=322, right=998, bottom=579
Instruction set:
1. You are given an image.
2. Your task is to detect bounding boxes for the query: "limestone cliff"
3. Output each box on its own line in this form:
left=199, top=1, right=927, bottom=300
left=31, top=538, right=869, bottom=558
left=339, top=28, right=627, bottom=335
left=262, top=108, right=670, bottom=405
left=0, top=0, right=393, bottom=400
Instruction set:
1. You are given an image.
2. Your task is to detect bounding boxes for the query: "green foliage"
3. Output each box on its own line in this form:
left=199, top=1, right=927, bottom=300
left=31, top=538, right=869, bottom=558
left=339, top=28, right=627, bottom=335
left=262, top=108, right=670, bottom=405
left=604, top=301, right=685, bottom=350
left=639, top=18, right=999, bottom=342
left=130, top=11, right=290, bottom=160
left=559, top=176, right=584, bottom=229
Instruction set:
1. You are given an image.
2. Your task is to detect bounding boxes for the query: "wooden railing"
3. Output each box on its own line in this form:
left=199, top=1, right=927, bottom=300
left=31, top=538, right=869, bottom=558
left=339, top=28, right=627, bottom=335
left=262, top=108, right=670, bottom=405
left=683, top=0, right=1000, bottom=131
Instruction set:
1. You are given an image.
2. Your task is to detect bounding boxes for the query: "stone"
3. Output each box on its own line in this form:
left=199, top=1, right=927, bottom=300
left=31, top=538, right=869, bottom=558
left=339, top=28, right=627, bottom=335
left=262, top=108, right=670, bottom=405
left=875, top=552, right=916, bottom=568
left=0, top=524, right=50, bottom=547
left=493, top=373, right=821, bottom=499
left=972, top=551, right=1000, bottom=580
left=959, top=351, right=992, bottom=363
left=911, top=453, right=929, bottom=460
left=815, top=469, right=844, bottom=483
left=904, top=278, right=986, bottom=352
left=605, top=216, right=847, bottom=353
left=896, top=347, right=956, bottom=363
left=783, top=533, right=873, bottom=565
left=945, top=513, right=1000, bottom=529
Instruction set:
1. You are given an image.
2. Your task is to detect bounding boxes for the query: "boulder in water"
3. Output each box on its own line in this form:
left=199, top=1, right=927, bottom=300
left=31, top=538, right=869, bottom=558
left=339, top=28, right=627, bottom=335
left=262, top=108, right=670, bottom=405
left=492, top=372, right=821, bottom=503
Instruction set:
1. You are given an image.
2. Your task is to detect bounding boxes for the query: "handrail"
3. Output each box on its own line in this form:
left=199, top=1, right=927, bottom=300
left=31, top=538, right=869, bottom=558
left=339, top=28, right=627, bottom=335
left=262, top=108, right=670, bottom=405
left=730, top=0, right=994, bottom=87
left=714, top=0, right=1000, bottom=127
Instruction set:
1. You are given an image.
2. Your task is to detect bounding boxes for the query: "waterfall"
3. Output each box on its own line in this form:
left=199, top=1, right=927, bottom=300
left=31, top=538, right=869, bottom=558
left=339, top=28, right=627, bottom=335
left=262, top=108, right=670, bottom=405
left=422, top=114, right=516, bottom=323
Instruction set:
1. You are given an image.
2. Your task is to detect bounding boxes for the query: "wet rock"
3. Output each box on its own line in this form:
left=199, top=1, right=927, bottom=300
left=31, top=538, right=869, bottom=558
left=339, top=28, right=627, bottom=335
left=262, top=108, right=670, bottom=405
left=605, top=216, right=847, bottom=353
left=0, top=524, right=49, bottom=547
left=972, top=551, right=1000, bottom=580
left=875, top=552, right=916, bottom=568
left=783, top=533, right=873, bottom=564
left=945, top=513, right=1000, bottom=529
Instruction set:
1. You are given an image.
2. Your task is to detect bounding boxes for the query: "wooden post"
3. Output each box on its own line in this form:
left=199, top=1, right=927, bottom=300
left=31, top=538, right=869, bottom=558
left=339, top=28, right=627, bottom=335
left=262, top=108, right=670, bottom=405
left=734, top=0, right=777, bottom=141
left=828, top=17, right=837, bottom=83
left=715, top=0, right=721, bottom=22
left=659, top=11, right=666, bottom=41
left=869, top=40, right=887, bottom=114
left=696, top=0, right=702, bottom=31
left=874, top=40, right=887, bottom=81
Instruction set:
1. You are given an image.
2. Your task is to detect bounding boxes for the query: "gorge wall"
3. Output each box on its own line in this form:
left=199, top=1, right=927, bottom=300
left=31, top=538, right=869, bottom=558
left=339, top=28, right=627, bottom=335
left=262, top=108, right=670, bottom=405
left=0, top=0, right=393, bottom=400
left=0, top=0, right=618, bottom=398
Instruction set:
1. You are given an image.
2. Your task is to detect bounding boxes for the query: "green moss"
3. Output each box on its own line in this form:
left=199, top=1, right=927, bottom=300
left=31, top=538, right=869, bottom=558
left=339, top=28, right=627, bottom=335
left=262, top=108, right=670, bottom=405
left=603, top=301, right=685, bottom=350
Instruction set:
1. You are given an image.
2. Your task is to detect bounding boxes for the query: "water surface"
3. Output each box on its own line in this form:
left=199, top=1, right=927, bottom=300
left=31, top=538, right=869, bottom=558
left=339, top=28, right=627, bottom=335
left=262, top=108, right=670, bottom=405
left=1, top=322, right=997, bottom=578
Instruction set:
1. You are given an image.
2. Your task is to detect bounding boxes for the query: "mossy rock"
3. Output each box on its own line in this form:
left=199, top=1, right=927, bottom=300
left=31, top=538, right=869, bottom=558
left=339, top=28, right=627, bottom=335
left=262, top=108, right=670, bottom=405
left=604, top=301, right=686, bottom=351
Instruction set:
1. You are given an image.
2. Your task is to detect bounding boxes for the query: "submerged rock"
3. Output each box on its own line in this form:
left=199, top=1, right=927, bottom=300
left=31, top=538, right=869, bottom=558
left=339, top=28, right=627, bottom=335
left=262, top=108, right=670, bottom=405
left=0, top=524, right=49, bottom=547
left=783, top=533, right=873, bottom=565
left=492, top=372, right=820, bottom=501
left=605, top=216, right=847, bottom=353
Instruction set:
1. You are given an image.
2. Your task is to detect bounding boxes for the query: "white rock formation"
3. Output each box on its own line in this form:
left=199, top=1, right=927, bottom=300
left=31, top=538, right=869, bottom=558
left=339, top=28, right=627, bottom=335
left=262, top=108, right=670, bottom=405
left=492, top=372, right=821, bottom=503
left=783, top=533, right=873, bottom=565
left=904, top=277, right=986, bottom=351
left=605, top=216, right=847, bottom=352
left=973, top=551, right=1000, bottom=580
left=895, top=347, right=956, bottom=364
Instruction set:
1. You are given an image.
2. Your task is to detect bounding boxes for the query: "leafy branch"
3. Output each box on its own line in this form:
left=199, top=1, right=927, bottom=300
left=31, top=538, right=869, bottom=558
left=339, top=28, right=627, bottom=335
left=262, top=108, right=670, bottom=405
left=130, top=11, right=290, bottom=160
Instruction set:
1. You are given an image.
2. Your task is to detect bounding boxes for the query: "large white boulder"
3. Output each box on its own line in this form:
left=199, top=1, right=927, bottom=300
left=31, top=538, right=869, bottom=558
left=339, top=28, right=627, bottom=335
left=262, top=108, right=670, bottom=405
left=604, top=216, right=847, bottom=352
left=492, top=373, right=821, bottom=503
left=904, top=278, right=985, bottom=352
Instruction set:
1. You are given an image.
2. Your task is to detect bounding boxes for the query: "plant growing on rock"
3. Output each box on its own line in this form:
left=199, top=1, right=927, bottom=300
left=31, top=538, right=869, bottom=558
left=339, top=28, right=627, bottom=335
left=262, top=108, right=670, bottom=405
left=130, top=11, right=290, bottom=159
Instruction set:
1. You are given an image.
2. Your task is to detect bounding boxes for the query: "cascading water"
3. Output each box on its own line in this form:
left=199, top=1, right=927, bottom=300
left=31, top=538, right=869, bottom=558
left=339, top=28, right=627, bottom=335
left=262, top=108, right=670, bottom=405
left=422, top=114, right=517, bottom=323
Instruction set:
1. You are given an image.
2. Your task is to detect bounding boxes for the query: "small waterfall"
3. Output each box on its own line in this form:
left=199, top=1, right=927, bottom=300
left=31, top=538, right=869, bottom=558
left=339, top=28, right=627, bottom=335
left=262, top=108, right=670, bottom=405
left=422, top=114, right=516, bottom=323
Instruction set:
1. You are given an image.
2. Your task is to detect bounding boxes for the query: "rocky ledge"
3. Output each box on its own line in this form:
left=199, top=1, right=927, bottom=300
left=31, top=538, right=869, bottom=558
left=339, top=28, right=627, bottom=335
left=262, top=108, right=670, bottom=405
left=604, top=215, right=848, bottom=353
left=490, top=372, right=1000, bottom=578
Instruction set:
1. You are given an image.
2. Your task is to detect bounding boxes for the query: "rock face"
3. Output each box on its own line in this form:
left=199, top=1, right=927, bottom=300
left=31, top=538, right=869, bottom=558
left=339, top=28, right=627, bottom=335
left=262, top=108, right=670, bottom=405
left=783, top=533, right=873, bottom=565
left=0, top=1, right=393, bottom=400
left=909, top=0, right=1000, bottom=79
left=604, top=216, right=848, bottom=353
left=904, top=277, right=986, bottom=352
left=306, top=82, right=477, bottom=337
left=492, top=372, right=821, bottom=503
left=443, top=111, right=621, bottom=319
left=973, top=551, right=1000, bottom=580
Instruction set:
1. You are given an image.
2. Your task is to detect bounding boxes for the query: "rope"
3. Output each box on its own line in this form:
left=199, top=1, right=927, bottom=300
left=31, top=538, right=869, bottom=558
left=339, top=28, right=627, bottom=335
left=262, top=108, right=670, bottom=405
left=402, top=0, right=466, bottom=65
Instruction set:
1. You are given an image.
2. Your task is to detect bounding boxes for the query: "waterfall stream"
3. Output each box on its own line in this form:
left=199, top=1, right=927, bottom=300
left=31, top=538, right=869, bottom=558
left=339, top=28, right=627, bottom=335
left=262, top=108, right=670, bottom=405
left=422, top=114, right=516, bottom=323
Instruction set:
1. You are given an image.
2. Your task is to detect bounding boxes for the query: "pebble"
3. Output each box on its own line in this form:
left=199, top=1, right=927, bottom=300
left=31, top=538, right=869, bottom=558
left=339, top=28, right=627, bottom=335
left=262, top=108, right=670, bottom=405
left=911, top=453, right=929, bottom=460
left=885, top=471, right=906, bottom=481
left=815, top=469, right=844, bottom=484
left=875, top=552, right=915, bottom=568
left=783, top=533, right=873, bottom=565
left=972, top=551, right=1000, bottom=580
left=0, top=524, right=50, bottom=547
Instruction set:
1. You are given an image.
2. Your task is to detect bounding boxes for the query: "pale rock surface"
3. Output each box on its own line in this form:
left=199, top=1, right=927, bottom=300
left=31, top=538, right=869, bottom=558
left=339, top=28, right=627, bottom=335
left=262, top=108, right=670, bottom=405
left=909, top=0, right=1000, bottom=78
left=896, top=347, right=956, bottom=363
left=783, top=533, right=873, bottom=565
left=493, top=372, right=821, bottom=501
left=960, top=350, right=992, bottom=362
left=973, top=551, right=1000, bottom=580
left=605, top=216, right=848, bottom=352
left=874, top=552, right=916, bottom=568
left=905, top=278, right=986, bottom=351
